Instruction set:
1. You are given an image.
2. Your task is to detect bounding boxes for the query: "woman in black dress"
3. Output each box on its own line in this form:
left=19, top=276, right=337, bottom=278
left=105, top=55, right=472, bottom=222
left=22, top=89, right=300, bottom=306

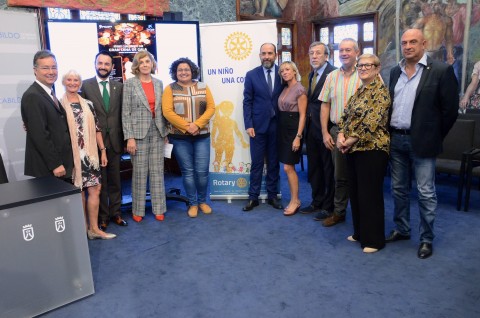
left=277, top=61, right=307, bottom=216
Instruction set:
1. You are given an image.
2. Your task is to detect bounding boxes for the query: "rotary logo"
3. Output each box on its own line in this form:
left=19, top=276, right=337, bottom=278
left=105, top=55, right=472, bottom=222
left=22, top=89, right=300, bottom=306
left=224, top=32, right=253, bottom=61
left=237, top=177, right=248, bottom=188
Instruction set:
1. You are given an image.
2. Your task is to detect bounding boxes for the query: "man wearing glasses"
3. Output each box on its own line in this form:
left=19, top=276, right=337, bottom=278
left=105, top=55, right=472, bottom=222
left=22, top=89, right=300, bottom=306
left=318, top=38, right=361, bottom=227
left=21, top=50, right=73, bottom=180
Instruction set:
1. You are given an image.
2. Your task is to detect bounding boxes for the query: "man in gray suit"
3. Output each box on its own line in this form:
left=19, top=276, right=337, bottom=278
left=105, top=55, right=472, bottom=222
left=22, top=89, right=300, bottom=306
left=81, top=51, right=127, bottom=230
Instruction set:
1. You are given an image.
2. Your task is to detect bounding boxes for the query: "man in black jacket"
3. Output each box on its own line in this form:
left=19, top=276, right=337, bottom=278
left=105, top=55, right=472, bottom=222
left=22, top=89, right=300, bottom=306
left=21, top=50, right=73, bottom=181
left=300, top=42, right=336, bottom=221
left=386, top=29, right=458, bottom=259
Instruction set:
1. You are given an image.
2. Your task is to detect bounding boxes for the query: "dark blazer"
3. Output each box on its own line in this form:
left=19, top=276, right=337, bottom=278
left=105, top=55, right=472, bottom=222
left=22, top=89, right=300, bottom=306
left=389, top=56, right=459, bottom=158
left=306, top=62, right=337, bottom=139
left=243, top=65, right=283, bottom=134
left=80, top=77, right=124, bottom=153
left=21, top=82, right=73, bottom=178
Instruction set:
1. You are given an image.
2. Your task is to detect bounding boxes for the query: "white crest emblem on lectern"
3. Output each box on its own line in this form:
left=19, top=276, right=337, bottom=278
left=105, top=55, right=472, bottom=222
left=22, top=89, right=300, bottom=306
left=55, top=216, right=65, bottom=233
left=22, top=224, right=34, bottom=241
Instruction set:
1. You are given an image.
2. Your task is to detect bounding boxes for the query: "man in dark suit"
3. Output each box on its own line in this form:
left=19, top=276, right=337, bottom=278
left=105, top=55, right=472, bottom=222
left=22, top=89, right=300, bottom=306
left=300, top=42, right=336, bottom=220
left=80, top=51, right=127, bottom=230
left=21, top=50, right=73, bottom=181
left=242, top=43, right=283, bottom=211
left=386, top=29, right=458, bottom=259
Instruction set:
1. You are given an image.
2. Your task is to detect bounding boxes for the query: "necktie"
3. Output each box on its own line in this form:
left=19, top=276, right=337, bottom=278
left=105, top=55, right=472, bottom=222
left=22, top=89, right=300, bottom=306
left=310, top=72, right=318, bottom=96
left=267, top=70, right=275, bottom=118
left=267, top=69, right=273, bottom=94
left=101, top=81, right=110, bottom=112
left=50, top=90, right=60, bottom=110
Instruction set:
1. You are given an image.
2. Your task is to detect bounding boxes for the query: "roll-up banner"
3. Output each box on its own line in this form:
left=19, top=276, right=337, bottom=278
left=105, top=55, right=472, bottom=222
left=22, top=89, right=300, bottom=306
left=200, top=20, right=277, bottom=200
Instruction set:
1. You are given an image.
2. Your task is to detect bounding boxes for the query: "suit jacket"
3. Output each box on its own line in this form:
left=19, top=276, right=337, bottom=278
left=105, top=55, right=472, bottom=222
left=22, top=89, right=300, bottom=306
left=243, top=65, right=283, bottom=134
left=389, top=56, right=459, bottom=157
left=21, top=82, right=73, bottom=178
left=122, top=76, right=168, bottom=140
left=306, top=62, right=337, bottom=140
left=80, top=77, right=124, bottom=153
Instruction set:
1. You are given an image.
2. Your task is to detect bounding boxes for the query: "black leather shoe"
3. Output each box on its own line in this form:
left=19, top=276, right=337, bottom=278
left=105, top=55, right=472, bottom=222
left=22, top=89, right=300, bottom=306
left=417, top=243, right=433, bottom=259
left=267, top=198, right=284, bottom=210
left=385, top=230, right=411, bottom=243
left=300, top=204, right=321, bottom=214
left=313, top=210, right=331, bottom=221
left=243, top=200, right=259, bottom=211
left=112, top=215, right=128, bottom=226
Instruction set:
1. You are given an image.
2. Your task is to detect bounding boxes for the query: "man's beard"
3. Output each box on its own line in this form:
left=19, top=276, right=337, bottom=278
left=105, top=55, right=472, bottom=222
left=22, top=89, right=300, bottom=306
left=262, top=60, right=274, bottom=69
left=96, top=68, right=112, bottom=79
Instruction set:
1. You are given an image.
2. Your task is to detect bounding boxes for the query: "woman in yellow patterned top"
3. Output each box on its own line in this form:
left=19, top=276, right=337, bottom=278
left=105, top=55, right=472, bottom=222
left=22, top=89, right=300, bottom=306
left=337, top=53, right=390, bottom=254
left=162, top=58, right=215, bottom=218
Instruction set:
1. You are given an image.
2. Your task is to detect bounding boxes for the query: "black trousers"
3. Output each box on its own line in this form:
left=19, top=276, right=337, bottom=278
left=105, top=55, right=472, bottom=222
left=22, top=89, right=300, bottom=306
left=346, top=150, right=388, bottom=250
left=98, top=147, right=122, bottom=222
left=305, top=125, right=334, bottom=211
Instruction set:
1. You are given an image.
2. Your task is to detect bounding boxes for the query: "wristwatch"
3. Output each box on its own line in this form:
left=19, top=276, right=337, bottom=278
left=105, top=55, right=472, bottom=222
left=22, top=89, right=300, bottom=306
left=296, top=134, right=303, bottom=139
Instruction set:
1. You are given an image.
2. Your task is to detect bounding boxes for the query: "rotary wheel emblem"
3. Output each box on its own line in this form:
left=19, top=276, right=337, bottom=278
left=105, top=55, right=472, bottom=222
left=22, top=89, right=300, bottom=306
left=237, top=177, right=247, bottom=188
left=224, top=32, right=253, bottom=61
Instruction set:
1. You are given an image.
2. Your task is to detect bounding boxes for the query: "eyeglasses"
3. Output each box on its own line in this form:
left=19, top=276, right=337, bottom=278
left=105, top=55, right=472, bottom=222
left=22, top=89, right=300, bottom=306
left=35, top=66, right=58, bottom=71
left=177, top=68, right=191, bottom=73
left=356, top=63, right=377, bottom=70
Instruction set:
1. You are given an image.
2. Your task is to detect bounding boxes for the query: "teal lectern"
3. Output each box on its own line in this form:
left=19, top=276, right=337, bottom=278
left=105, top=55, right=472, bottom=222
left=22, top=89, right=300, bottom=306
left=0, top=176, right=94, bottom=317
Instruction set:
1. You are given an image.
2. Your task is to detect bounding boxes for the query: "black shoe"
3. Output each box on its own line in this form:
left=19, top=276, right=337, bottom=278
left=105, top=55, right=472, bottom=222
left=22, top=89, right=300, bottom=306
left=243, top=200, right=259, bottom=211
left=300, top=204, right=321, bottom=214
left=313, top=210, right=331, bottom=221
left=417, top=243, right=433, bottom=259
left=385, top=230, right=411, bottom=243
left=267, top=197, right=284, bottom=210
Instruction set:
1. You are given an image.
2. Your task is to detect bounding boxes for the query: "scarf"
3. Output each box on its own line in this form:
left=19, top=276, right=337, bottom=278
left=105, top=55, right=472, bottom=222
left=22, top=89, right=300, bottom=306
left=61, top=93, right=99, bottom=189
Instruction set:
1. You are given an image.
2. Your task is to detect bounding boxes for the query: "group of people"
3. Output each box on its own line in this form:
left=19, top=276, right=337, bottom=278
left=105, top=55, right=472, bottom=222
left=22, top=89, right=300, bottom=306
left=242, top=28, right=458, bottom=259
left=21, top=49, right=214, bottom=240
left=21, top=27, right=459, bottom=258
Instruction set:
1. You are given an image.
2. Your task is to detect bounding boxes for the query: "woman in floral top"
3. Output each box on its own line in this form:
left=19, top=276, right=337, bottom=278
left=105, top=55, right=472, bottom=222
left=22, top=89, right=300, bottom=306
left=337, top=53, right=390, bottom=253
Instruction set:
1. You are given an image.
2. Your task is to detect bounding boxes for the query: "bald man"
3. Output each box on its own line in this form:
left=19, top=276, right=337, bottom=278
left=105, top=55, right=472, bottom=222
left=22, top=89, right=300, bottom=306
left=386, top=29, right=458, bottom=259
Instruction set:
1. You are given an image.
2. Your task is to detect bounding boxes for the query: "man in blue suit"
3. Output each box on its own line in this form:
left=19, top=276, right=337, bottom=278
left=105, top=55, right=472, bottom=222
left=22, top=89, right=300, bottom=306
left=242, top=43, right=283, bottom=211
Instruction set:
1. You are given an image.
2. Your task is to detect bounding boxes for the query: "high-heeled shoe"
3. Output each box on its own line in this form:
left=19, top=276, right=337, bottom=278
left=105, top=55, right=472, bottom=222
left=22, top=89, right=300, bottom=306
left=132, top=214, right=143, bottom=223
left=283, top=202, right=301, bottom=216
left=87, top=230, right=116, bottom=240
left=155, top=214, right=165, bottom=221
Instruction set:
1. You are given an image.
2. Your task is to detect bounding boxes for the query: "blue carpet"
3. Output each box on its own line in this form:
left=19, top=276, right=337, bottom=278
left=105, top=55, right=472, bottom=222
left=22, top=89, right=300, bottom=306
left=39, top=166, right=480, bottom=318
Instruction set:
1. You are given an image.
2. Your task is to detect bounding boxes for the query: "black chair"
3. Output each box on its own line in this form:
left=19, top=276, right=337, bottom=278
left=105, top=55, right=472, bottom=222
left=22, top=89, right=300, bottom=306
left=463, top=148, right=480, bottom=211
left=0, top=153, right=8, bottom=184
left=435, top=119, right=475, bottom=210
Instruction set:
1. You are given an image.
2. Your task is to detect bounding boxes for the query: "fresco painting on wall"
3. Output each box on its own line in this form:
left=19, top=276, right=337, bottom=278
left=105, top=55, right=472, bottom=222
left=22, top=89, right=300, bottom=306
left=240, top=0, right=289, bottom=18
left=238, top=0, right=479, bottom=103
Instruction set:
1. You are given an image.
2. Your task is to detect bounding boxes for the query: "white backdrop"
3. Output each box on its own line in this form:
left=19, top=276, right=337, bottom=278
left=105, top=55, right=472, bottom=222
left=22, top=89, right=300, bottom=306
left=0, top=11, right=41, bottom=181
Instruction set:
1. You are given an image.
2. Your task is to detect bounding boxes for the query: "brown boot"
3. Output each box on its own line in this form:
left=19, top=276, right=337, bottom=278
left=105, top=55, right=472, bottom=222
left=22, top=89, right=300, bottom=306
left=188, top=206, right=198, bottom=218
left=322, top=214, right=345, bottom=227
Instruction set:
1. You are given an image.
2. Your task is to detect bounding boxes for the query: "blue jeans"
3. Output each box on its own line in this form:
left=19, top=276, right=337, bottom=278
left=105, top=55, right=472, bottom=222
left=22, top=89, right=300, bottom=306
left=390, top=133, right=437, bottom=243
left=170, top=136, right=210, bottom=206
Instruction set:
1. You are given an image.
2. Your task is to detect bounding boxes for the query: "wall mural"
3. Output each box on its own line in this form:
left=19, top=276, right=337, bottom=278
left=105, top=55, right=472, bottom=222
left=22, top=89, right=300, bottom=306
left=238, top=0, right=480, bottom=102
